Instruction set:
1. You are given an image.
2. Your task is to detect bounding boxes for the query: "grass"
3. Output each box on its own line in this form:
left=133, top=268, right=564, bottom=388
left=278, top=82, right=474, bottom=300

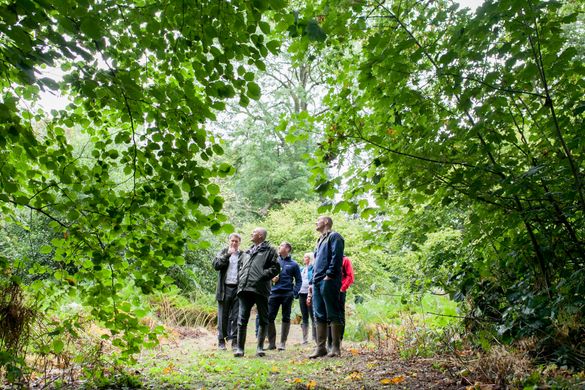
left=138, top=338, right=339, bottom=389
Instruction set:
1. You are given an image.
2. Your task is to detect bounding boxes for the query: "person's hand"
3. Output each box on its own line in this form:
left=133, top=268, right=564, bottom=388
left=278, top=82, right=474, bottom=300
left=272, top=275, right=279, bottom=283
left=324, top=275, right=331, bottom=281
left=306, top=295, right=312, bottom=306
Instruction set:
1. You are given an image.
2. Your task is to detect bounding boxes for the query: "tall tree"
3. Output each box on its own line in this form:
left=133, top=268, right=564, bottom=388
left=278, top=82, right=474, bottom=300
left=216, top=48, right=324, bottom=221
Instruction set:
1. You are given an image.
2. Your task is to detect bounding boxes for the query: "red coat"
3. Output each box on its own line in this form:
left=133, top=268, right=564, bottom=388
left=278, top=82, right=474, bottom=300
left=341, top=256, right=355, bottom=292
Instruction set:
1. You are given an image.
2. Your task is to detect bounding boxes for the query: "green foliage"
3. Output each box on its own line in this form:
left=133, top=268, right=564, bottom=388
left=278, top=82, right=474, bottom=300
left=347, top=294, right=460, bottom=359
left=298, top=0, right=585, bottom=367
left=216, top=50, right=323, bottom=222
left=0, top=0, right=291, bottom=380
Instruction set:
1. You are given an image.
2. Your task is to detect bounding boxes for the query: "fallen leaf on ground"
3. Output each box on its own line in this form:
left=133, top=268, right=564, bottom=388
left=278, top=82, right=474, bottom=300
left=307, top=380, right=317, bottom=389
left=162, top=363, right=175, bottom=374
left=380, top=375, right=405, bottom=385
left=346, top=371, right=363, bottom=381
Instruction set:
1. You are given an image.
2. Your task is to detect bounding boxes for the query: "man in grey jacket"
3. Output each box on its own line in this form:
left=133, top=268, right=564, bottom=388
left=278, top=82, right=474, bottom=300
left=213, top=233, right=244, bottom=351
left=234, top=227, right=280, bottom=357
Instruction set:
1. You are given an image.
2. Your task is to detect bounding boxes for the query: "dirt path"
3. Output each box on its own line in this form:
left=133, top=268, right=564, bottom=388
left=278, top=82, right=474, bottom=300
left=136, top=322, right=462, bottom=389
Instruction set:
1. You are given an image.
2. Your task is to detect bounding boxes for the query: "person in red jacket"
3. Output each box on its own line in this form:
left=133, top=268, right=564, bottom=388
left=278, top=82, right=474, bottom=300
left=327, top=255, right=354, bottom=352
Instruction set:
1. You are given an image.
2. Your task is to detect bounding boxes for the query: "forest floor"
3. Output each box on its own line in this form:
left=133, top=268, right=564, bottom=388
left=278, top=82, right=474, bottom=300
left=134, top=322, right=466, bottom=389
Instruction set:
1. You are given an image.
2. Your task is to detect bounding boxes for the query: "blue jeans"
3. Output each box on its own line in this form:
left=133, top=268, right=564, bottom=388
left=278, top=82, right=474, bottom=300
left=312, top=278, right=342, bottom=323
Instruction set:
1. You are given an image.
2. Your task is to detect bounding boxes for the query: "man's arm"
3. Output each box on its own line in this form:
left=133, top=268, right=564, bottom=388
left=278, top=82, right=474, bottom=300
left=263, top=247, right=281, bottom=280
left=212, top=248, right=230, bottom=270
left=325, top=233, right=344, bottom=279
left=293, top=263, right=302, bottom=298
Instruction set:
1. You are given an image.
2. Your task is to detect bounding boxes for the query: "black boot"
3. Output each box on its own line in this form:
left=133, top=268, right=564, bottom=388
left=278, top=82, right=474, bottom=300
left=308, top=322, right=328, bottom=359
left=267, top=322, right=277, bottom=350
left=278, top=322, right=290, bottom=350
left=256, top=325, right=267, bottom=357
left=218, top=338, right=226, bottom=351
left=327, top=322, right=343, bottom=357
left=231, top=338, right=237, bottom=352
left=234, top=327, right=246, bottom=357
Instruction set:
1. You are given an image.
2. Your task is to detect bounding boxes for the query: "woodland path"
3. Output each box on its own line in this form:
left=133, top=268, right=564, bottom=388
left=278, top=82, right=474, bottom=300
left=135, top=321, right=464, bottom=389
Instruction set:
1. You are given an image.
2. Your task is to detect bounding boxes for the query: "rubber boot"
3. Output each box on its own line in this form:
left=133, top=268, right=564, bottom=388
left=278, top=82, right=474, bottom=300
left=267, top=322, right=277, bottom=350
left=327, top=322, right=343, bottom=357
left=234, top=327, right=246, bottom=357
left=231, top=338, right=237, bottom=352
left=278, top=322, right=290, bottom=350
left=326, top=325, right=332, bottom=353
left=218, top=338, right=226, bottom=351
left=301, top=323, right=309, bottom=344
left=308, top=322, right=328, bottom=359
left=256, top=325, right=267, bottom=357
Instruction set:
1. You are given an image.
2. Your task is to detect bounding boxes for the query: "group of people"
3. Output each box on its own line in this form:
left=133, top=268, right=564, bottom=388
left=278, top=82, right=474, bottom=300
left=213, top=216, right=354, bottom=358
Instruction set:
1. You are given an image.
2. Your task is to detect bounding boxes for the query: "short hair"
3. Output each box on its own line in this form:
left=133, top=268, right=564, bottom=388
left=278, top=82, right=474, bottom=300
left=320, top=216, right=333, bottom=228
left=303, top=252, right=315, bottom=264
left=228, top=233, right=241, bottom=241
left=281, top=242, right=292, bottom=252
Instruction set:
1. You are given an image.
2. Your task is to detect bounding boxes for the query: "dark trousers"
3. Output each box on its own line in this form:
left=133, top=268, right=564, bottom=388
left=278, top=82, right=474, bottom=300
left=313, top=278, right=342, bottom=323
left=217, top=284, right=239, bottom=341
left=268, top=293, right=294, bottom=323
left=340, top=291, right=347, bottom=325
left=299, top=293, right=315, bottom=326
left=238, top=291, right=269, bottom=329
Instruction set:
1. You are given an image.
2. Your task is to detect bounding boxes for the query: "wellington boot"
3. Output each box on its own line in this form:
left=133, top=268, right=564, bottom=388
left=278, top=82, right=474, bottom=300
left=308, top=322, right=328, bottom=359
left=301, top=323, right=309, bottom=344
left=278, top=322, right=290, bottom=350
left=326, top=325, right=332, bottom=353
left=327, top=322, right=343, bottom=357
left=234, top=327, right=246, bottom=358
left=267, top=322, right=277, bottom=350
left=256, top=325, right=267, bottom=357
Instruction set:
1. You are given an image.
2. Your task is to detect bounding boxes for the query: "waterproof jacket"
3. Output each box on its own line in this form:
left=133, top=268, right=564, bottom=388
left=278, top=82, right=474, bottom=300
left=237, top=241, right=280, bottom=297
left=213, top=247, right=245, bottom=301
left=313, top=231, right=345, bottom=284
left=270, top=256, right=302, bottom=298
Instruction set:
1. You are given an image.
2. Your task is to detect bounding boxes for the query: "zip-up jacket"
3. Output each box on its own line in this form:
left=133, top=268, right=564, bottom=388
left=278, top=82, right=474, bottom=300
left=313, top=231, right=344, bottom=284
left=271, top=256, right=302, bottom=298
left=212, top=247, right=245, bottom=301
left=237, top=241, right=280, bottom=297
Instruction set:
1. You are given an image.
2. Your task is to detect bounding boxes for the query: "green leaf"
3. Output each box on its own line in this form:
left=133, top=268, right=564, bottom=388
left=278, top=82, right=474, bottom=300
left=53, top=339, right=64, bottom=354
left=247, top=81, right=261, bottom=100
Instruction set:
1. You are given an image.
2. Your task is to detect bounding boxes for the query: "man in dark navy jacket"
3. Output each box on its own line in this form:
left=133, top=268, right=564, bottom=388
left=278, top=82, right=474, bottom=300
left=308, top=216, right=345, bottom=358
left=266, top=242, right=302, bottom=351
